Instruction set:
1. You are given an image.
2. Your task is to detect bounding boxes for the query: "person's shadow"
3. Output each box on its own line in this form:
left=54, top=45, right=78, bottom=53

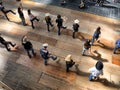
left=85, top=50, right=108, bottom=62
left=75, top=64, right=89, bottom=76
left=75, top=64, right=120, bottom=89
left=93, top=41, right=113, bottom=51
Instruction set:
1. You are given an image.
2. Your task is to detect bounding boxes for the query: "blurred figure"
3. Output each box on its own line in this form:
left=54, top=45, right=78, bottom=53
left=56, top=14, right=67, bottom=35
left=72, top=19, right=79, bottom=38
left=45, top=13, right=53, bottom=32
left=22, top=35, right=36, bottom=58
left=82, top=39, right=91, bottom=56
left=40, top=43, right=57, bottom=65
left=27, top=9, right=39, bottom=29
left=65, top=54, right=75, bottom=72
left=78, top=0, right=85, bottom=9
left=60, top=0, right=67, bottom=6
left=89, top=61, right=104, bottom=81
left=18, top=7, right=26, bottom=25
left=113, top=39, right=120, bottom=54
left=0, top=2, right=16, bottom=21
left=91, top=26, right=101, bottom=45
left=0, top=33, right=16, bottom=51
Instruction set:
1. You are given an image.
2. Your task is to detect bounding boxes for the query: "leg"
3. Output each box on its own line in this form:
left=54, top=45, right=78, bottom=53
left=4, top=43, right=10, bottom=51
left=88, top=74, right=93, bottom=81
left=30, top=20, right=35, bottom=29
left=26, top=49, right=32, bottom=58
left=66, top=61, right=70, bottom=72
left=72, top=31, right=75, bottom=38
left=31, top=48, right=36, bottom=56
left=49, top=54, right=57, bottom=60
left=113, top=46, right=118, bottom=54
left=47, top=23, right=50, bottom=32
left=58, top=26, right=61, bottom=35
left=6, top=41, right=15, bottom=47
left=43, top=58, right=47, bottom=65
left=32, top=17, right=39, bottom=22
left=82, top=47, right=86, bottom=56
left=21, top=16, right=26, bottom=25
left=49, top=22, right=53, bottom=27
left=3, top=13, right=10, bottom=21
left=6, top=10, right=16, bottom=15
left=91, top=37, right=95, bottom=45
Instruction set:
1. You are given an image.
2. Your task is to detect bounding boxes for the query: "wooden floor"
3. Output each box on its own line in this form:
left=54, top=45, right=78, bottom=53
left=0, top=0, right=120, bottom=90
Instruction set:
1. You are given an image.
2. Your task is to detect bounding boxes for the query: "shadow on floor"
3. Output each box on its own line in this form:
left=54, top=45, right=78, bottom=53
left=85, top=50, right=108, bottom=62
left=75, top=64, right=120, bottom=89
left=96, top=78, right=120, bottom=89
left=75, top=64, right=89, bottom=76
left=93, top=41, right=113, bottom=51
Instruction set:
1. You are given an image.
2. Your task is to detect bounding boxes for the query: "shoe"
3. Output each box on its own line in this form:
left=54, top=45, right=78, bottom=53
left=33, top=53, right=36, bottom=56
left=82, top=54, right=85, bottom=56
left=7, top=48, right=11, bottom=51
left=13, top=44, right=16, bottom=47
left=32, top=26, right=35, bottom=29
left=29, top=55, right=32, bottom=58
left=113, top=52, right=116, bottom=54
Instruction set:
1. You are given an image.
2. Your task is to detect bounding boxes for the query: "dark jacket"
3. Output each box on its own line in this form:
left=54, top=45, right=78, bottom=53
left=45, top=16, right=51, bottom=24
left=40, top=48, right=49, bottom=59
left=23, top=41, right=33, bottom=50
left=18, top=7, right=24, bottom=17
left=73, top=23, right=79, bottom=32
left=56, top=18, right=63, bottom=27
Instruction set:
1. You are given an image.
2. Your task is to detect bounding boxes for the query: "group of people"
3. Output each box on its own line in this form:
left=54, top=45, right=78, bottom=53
left=0, top=0, right=119, bottom=82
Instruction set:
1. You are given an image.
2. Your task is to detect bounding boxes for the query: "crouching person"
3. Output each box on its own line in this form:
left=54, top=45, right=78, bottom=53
left=88, top=61, right=103, bottom=81
left=65, top=54, right=75, bottom=72
left=40, top=43, right=57, bottom=65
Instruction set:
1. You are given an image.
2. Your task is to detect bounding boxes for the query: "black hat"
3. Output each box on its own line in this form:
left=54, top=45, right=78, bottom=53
left=95, top=61, right=103, bottom=70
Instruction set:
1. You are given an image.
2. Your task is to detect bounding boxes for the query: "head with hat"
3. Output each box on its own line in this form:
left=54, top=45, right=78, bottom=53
left=74, top=19, right=79, bottom=24
left=43, top=43, right=48, bottom=48
left=65, top=54, right=72, bottom=61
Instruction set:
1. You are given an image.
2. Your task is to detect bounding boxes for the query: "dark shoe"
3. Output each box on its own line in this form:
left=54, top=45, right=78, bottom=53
left=58, top=33, right=61, bottom=36
left=73, top=62, right=75, bottom=65
left=82, top=54, right=85, bottom=56
left=44, top=63, right=47, bottom=66
left=51, top=24, right=54, bottom=27
left=33, top=53, right=36, bottom=56
left=13, top=44, right=16, bottom=47
left=7, top=48, right=11, bottom=51
left=29, top=55, right=32, bottom=58
left=113, top=52, right=116, bottom=54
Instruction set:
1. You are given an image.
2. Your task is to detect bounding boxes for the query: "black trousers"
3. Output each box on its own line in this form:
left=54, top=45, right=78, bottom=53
left=30, top=17, right=39, bottom=29
left=2, top=41, right=15, bottom=51
left=2, top=10, right=16, bottom=21
left=66, top=60, right=75, bottom=72
left=46, top=22, right=53, bottom=32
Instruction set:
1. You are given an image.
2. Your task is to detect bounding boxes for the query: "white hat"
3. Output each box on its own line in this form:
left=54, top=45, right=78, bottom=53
left=74, top=19, right=79, bottom=23
left=65, top=54, right=72, bottom=61
left=42, top=43, right=48, bottom=47
left=45, top=13, right=50, bottom=17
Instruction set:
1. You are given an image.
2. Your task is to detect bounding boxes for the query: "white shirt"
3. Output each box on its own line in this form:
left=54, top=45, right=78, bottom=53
left=28, top=14, right=34, bottom=20
left=89, top=67, right=103, bottom=77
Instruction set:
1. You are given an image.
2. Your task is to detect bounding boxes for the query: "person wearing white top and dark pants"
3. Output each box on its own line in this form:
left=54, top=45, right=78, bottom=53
left=88, top=61, right=103, bottom=81
left=27, top=9, right=39, bottom=29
